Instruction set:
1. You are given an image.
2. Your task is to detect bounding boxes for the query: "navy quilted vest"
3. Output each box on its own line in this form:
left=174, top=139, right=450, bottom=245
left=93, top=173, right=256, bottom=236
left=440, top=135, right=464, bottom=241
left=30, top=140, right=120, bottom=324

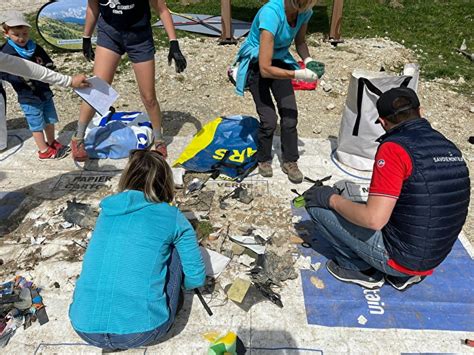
left=378, top=118, right=470, bottom=271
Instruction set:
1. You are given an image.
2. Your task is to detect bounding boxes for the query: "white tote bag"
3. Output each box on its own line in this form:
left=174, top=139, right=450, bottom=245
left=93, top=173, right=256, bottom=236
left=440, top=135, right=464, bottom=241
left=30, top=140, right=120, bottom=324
left=335, top=64, right=419, bottom=171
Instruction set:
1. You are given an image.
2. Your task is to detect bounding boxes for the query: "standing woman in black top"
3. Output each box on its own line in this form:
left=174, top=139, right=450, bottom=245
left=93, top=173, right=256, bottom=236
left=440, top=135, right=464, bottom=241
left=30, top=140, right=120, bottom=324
left=71, top=0, right=186, bottom=161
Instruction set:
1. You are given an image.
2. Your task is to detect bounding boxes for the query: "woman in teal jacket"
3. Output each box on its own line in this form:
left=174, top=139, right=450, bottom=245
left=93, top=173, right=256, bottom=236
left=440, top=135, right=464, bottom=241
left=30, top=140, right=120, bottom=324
left=69, top=150, right=206, bottom=351
left=233, top=0, right=324, bottom=184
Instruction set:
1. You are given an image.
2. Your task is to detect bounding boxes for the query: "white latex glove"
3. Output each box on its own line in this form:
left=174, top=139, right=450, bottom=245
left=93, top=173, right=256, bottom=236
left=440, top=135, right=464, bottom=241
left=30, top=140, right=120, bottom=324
left=294, top=68, right=318, bottom=82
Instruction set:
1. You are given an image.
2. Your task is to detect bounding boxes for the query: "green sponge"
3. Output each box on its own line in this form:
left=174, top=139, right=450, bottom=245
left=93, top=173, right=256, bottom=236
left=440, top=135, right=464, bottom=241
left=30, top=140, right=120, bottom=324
left=306, top=61, right=325, bottom=78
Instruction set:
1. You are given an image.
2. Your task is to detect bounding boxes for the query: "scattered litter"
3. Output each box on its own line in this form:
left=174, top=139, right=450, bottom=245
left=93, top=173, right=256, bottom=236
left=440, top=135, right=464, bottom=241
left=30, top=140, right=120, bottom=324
left=252, top=227, right=273, bottom=242
left=206, top=331, right=238, bottom=355
left=310, top=276, right=325, bottom=289
left=200, top=247, right=231, bottom=278
left=250, top=251, right=298, bottom=285
left=227, top=278, right=251, bottom=303
left=326, top=103, right=336, bottom=110
left=229, top=235, right=266, bottom=255
left=321, top=80, right=333, bottom=92
left=311, top=262, right=322, bottom=272
left=30, top=236, right=46, bottom=245
left=0, top=276, right=48, bottom=348
left=357, top=315, right=368, bottom=325
left=194, top=288, right=213, bottom=316
left=63, top=199, right=98, bottom=229
left=238, top=254, right=255, bottom=267
left=186, top=178, right=206, bottom=194
left=233, top=187, right=253, bottom=204
left=219, top=186, right=254, bottom=206
left=294, top=255, right=312, bottom=270
left=252, top=281, right=283, bottom=308
left=291, top=215, right=303, bottom=224
left=172, top=167, right=185, bottom=188
left=289, top=235, right=304, bottom=244
left=60, top=221, right=73, bottom=229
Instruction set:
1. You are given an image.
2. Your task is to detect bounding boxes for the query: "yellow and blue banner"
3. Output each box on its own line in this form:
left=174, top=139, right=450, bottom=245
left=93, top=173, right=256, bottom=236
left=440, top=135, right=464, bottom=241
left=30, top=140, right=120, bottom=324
left=173, top=115, right=259, bottom=180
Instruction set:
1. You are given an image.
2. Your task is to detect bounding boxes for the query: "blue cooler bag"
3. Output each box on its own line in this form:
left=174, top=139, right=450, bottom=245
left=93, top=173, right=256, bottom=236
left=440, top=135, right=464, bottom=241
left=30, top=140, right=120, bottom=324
left=84, top=111, right=153, bottom=159
left=173, top=115, right=259, bottom=180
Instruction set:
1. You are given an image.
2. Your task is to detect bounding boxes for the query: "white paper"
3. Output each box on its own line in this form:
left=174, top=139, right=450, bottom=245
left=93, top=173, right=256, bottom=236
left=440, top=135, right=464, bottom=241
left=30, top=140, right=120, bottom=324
left=229, top=235, right=266, bottom=255
left=172, top=168, right=185, bottom=188
left=200, top=247, right=231, bottom=278
left=74, top=76, right=119, bottom=116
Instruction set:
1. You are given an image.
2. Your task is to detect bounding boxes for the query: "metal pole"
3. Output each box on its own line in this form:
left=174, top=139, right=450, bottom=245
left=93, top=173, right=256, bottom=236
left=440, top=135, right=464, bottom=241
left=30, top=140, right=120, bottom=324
left=220, top=0, right=237, bottom=44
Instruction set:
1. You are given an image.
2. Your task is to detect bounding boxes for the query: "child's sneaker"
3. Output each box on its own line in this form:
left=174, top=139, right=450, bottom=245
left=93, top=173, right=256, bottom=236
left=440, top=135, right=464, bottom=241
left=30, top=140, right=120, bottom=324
left=38, top=146, right=68, bottom=160
left=49, top=139, right=71, bottom=153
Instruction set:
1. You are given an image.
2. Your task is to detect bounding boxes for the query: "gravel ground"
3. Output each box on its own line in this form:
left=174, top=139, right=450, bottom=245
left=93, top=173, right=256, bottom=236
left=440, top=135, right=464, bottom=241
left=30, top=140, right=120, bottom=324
left=2, top=2, right=473, bottom=242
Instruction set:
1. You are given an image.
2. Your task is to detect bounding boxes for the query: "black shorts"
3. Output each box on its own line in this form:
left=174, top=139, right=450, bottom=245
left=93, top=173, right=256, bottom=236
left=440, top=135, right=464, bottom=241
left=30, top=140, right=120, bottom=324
left=96, top=16, right=155, bottom=63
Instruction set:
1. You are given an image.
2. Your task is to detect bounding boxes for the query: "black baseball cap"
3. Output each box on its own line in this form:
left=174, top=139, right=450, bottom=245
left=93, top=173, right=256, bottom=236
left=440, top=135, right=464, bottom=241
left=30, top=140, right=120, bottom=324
left=376, top=87, right=420, bottom=118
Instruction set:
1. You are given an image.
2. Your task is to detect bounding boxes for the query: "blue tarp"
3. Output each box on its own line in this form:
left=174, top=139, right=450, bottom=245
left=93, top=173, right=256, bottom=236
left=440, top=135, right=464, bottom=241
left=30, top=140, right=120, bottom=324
left=293, top=206, right=474, bottom=331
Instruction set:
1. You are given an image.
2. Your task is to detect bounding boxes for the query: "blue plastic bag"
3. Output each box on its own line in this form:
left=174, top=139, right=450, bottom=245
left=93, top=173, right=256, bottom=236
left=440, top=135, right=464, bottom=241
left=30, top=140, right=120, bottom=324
left=84, top=111, right=153, bottom=159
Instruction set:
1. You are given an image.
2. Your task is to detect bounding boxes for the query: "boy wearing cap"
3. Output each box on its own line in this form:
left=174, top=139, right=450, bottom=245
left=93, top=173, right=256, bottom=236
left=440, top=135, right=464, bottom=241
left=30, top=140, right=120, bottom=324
left=303, top=87, right=470, bottom=291
left=1, top=11, right=68, bottom=159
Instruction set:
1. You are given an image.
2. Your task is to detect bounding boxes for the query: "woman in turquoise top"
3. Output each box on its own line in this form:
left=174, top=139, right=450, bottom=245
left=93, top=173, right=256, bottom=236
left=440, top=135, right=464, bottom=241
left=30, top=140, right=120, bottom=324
left=69, top=150, right=206, bottom=351
left=234, top=0, right=324, bottom=184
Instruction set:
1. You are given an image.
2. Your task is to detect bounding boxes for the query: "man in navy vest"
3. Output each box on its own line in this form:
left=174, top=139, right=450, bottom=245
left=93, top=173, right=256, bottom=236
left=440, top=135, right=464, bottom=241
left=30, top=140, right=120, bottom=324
left=304, top=87, right=470, bottom=291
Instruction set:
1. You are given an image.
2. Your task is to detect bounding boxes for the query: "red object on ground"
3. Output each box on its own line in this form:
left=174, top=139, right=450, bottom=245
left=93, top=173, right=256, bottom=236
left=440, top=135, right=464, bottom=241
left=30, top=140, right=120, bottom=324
left=292, top=61, right=318, bottom=91
left=464, top=339, right=474, bottom=347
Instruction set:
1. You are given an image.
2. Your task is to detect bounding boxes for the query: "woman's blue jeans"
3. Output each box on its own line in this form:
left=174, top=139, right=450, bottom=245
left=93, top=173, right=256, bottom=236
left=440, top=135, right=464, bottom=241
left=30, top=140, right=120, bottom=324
left=306, top=207, right=407, bottom=276
left=75, top=248, right=183, bottom=350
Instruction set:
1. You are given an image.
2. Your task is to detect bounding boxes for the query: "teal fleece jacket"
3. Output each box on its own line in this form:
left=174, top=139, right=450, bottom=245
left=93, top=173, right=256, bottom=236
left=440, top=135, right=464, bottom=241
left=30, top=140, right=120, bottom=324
left=69, top=190, right=205, bottom=334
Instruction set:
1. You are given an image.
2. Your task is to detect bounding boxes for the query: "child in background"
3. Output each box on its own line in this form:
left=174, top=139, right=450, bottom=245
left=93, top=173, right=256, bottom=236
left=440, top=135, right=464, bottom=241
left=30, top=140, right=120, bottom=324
left=69, top=150, right=206, bottom=351
left=0, top=11, right=68, bottom=159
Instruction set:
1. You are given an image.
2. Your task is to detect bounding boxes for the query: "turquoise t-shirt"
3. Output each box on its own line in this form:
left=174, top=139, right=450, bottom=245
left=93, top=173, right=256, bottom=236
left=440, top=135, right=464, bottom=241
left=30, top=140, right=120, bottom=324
left=234, top=0, right=313, bottom=95
left=69, top=190, right=206, bottom=334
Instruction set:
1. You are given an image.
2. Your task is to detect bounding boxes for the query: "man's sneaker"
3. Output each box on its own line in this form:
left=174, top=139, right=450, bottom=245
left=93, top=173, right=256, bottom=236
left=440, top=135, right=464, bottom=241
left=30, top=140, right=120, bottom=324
left=38, top=146, right=68, bottom=160
left=154, top=140, right=168, bottom=158
left=71, top=136, right=88, bottom=162
left=385, top=275, right=425, bottom=291
left=282, top=161, right=303, bottom=184
left=258, top=161, right=273, bottom=177
left=326, top=260, right=385, bottom=289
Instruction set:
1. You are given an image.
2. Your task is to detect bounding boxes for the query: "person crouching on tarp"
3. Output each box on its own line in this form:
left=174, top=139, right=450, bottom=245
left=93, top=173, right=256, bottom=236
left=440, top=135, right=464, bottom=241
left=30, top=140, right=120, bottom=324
left=303, top=88, right=470, bottom=291
left=232, top=0, right=325, bottom=184
left=69, top=150, right=205, bottom=351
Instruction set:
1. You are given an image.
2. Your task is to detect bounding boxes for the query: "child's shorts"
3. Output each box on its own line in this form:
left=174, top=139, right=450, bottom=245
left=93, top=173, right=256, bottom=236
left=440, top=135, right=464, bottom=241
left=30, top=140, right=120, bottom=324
left=96, top=16, right=155, bottom=64
left=20, top=97, right=59, bottom=132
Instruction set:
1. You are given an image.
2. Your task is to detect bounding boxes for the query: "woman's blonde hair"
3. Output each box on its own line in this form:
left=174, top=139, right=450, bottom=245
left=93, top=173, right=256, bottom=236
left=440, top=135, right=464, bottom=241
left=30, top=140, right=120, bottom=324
left=118, top=149, right=174, bottom=203
left=287, top=0, right=317, bottom=12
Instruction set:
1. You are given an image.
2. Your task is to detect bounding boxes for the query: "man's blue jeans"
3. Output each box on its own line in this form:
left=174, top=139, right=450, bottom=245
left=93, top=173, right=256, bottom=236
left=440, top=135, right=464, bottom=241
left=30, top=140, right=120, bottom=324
left=75, top=248, right=183, bottom=350
left=306, top=207, right=407, bottom=276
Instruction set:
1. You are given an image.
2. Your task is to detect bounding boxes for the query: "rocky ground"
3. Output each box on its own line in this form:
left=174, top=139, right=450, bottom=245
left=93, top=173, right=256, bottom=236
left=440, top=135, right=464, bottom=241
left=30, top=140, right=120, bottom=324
left=3, top=31, right=473, bottom=242
left=0, top=2, right=472, bottom=350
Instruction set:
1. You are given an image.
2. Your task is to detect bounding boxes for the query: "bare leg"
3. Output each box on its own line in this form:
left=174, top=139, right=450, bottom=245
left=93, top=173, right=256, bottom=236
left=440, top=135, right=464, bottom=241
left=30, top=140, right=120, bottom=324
left=132, top=59, right=163, bottom=134
left=32, top=131, right=48, bottom=151
left=44, top=124, right=55, bottom=145
left=77, top=46, right=122, bottom=132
